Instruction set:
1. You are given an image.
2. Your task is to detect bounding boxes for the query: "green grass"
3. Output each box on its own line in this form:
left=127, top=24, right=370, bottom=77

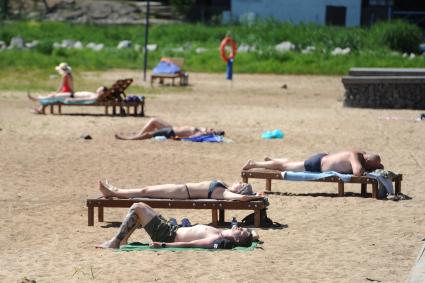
left=0, top=19, right=424, bottom=90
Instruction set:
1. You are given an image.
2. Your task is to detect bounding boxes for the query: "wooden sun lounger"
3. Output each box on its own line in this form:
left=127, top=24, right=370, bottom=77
left=87, top=197, right=267, bottom=227
left=241, top=169, right=402, bottom=199
left=151, top=58, right=188, bottom=86
left=40, top=78, right=145, bottom=116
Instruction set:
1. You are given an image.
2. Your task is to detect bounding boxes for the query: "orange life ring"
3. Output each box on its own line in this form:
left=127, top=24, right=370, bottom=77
left=220, top=36, right=237, bottom=62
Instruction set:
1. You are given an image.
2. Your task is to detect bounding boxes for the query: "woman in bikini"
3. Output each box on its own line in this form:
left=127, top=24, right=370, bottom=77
left=114, top=117, right=225, bottom=140
left=99, top=179, right=265, bottom=201
left=28, top=62, right=76, bottom=113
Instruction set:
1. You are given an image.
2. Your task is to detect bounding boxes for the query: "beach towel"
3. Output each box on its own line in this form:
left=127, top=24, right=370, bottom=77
left=281, top=171, right=353, bottom=182
left=117, top=241, right=258, bottom=252
left=365, top=170, right=396, bottom=197
left=152, top=60, right=181, bottom=75
left=181, top=134, right=224, bottom=143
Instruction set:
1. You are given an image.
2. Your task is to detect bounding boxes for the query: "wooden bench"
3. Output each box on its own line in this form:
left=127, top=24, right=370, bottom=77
left=42, top=99, right=145, bottom=117
left=87, top=197, right=267, bottom=227
left=342, top=67, right=425, bottom=109
left=241, top=169, right=402, bottom=199
left=151, top=57, right=188, bottom=86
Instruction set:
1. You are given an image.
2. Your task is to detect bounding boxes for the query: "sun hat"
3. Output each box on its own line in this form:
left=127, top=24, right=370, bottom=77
left=55, top=62, right=72, bottom=74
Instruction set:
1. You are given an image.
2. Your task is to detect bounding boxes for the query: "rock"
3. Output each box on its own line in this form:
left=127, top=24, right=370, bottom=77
left=86, top=42, right=104, bottom=51
left=73, top=41, right=83, bottom=49
left=0, top=41, right=6, bottom=49
left=147, top=44, right=157, bottom=51
left=275, top=41, right=295, bottom=53
left=9, top=36, right=25, bottom=49
left=331, top=47, right=351, bottom=55
left=301, top=46, right=316, bottom=54
left=61, top=39, right=76, bottom=48
left=195, top=47, right=207, bottom=54
left=117, top=40, right=131, bottom=49
left=25, top=40, right=39, bottom=49
left=80, top=134, right=92, bottom=140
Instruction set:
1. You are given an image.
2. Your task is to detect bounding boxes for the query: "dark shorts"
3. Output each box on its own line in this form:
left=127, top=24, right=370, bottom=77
left=152, top=128, right=175, bottom=139
left=144, top=215, right=179, bottom=242
left=304, top=153, right=328, bottom=172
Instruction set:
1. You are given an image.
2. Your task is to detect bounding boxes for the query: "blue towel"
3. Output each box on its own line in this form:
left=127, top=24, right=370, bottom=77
left=281, top=171, right=353, bottom=182
left=152, top=61, right=181, bottom=75
left=181, top=134, right=224, bottom=143
left=39, top=97, right=66, bottom=105
left=366, top=170, right=395, bottom=197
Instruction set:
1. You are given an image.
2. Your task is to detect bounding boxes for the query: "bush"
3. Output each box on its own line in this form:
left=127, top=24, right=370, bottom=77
left=371, top=20, right=422, bottom=53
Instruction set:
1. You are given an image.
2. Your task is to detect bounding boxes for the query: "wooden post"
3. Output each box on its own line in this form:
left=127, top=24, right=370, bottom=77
left=88, top=206, right=94, bottom=226
left=98, top=206, right=104, bottom=222
left=219, top=209, right=225, bottom=225
left=266, top=179, right=272, bottom=192
left=254, top=209, right=261, bottom=227
left=361, top=183, right=367, bottom=197
left=338, top=182, right=344, bottom=197
left=212, top=209, right=218, bottom=226
left=372, top=182, right=378, bottom=199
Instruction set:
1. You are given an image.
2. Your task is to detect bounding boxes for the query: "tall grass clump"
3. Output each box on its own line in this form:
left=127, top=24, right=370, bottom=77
left=370, top=20, right=422, bottom=53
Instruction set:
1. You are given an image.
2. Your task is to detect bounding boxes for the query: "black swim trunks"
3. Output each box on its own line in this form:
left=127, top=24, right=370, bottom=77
left=144, top=215, right=179, bottom=242
left=304, top=153, right=328, bottom=172
left=208, top=180, right=227, bottom=199
left=152, top=128, right=175, bottom=139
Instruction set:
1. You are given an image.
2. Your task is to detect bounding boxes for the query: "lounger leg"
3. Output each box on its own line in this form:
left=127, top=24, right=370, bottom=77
left=372, top=182, right=378, bottom=199
left=219, top=209, right=225, bottom=225
left=254, top=209, right=261, bottom=227
left=266, top=179, right=272, bottom=192
left=133, top=106, right=137, bottom=116
left=361, top=183, right=367, bottom=197
left=98, top=206, right=104, bottom=222
left=338, top=182, right=344, bottom=197
left=41, top=105, right=47, bottom=114
left=112, top=106, right=116, bottom=116
left=50, top=105, right=54, bottom=114
left=105, top=106, right=108, bottom=115
left=58, top=104, right=62, bottom=115
left=212, top=209, right=218, bottom=226
left=88, top=206, right=94, bottom=226
left=395, top=178, right=401, bottom=195
left=242, top=176, right=248, bottom=183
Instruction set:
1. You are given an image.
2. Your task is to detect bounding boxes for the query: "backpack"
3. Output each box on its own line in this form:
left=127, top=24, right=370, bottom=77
left=241, top=208, right=281, bottom=228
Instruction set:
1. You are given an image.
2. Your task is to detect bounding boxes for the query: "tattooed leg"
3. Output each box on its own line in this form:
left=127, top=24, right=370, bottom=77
left=96, top=208, right=140, bottom=249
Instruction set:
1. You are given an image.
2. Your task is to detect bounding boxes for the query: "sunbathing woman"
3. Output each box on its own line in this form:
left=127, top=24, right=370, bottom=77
left=99, top=180, right=265, bottom=201
left=115, top=117, right=225, bottom=140
left=28, top=86, right=108, bottom=114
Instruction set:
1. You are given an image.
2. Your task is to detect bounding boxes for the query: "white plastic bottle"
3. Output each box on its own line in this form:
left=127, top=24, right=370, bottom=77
left=231, top=217, right=238, bottom=228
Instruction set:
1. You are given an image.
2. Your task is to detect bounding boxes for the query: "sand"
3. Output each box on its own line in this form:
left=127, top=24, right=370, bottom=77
left=0, top=71, right=424, bottom=282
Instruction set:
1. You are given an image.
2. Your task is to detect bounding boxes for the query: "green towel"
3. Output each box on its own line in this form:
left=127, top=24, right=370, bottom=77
left=117, top=242, right=258, bottom=252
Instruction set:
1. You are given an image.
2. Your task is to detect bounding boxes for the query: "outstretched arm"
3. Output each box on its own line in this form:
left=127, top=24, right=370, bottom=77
left=349, top=151, right=364, bottom=176
left=151, top=238, right=216, bottom=249
left=222, top=190, right=265, bottom=201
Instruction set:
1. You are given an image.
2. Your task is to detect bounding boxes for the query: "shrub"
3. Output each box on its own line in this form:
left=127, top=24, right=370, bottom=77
left=371, top=20, right=422, bottom=53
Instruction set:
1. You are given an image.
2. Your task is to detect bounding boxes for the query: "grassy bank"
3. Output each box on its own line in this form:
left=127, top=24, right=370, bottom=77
left=0, top=20, right=424, bottom=82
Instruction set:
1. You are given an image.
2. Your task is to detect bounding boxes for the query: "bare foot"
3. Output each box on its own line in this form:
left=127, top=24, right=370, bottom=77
left=115, top=133, right=127, bottom=140
left=242, top=160, right=256, bottom=170
left=27, top=92, right=38, bottom=102
left=99, top=180, right=118, bottom=198
left=96, top=239, right=121, bottom=249
left=31, top=107, right=44, bottom=115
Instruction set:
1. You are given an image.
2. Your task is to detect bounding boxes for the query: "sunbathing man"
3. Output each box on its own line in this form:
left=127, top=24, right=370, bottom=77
left=114, top=117, right=224, bottom=140
left=99, top=179, right=265, bottom=201
left=28, top=86, right=108, bottom=114
left=96, top=202, right=259, bottom=249
left=242, top=150, right=384, bottom=177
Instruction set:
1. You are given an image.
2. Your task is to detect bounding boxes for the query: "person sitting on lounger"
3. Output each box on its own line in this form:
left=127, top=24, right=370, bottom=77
left=28, top=86, right=108, bottom=114
left=114, top=117, right=225, bottom=140
left=242, top=150, right=384, bottom=177
left=96, top=202, right=259, bottom=249
left=99, top=179, right=265, bottom=201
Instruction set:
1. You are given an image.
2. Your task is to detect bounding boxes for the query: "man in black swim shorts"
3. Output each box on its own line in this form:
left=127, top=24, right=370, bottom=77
left=242, top=150, right=384, bottom=176
left=96, top=202, right=259, bottom=250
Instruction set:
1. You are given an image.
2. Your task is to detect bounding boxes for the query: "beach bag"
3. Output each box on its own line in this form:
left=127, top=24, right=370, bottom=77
left=241, top=208, right=281, bottom=228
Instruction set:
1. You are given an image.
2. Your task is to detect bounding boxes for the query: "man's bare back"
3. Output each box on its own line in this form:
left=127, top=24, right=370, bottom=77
left=242, top=150, right=383, bottom=176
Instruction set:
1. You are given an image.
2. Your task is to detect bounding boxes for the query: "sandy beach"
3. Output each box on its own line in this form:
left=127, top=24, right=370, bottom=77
left=0, top=71, right=424, bottom=282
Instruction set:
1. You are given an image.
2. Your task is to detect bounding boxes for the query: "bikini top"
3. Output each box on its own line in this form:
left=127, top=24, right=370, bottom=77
left=208, top=180, right=227, bottom=199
